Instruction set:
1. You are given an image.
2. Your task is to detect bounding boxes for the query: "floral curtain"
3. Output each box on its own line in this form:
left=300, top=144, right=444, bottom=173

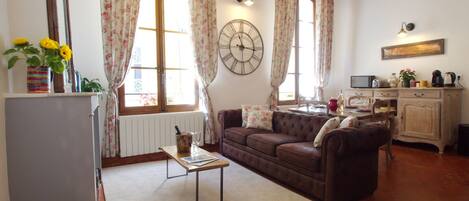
left=189, top=0, right=218, bottom=144
left=313, top=0, right=334, bottom=101
left=101, top=0, right=140, bottom=157
left=269, top=0, right=298, bottom=108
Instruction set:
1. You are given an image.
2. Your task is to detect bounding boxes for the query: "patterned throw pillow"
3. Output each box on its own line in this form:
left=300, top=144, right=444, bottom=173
left=313, top=117, right=341, bottom=148
left=246, top=110, right=274, bottom=131
left=241, top=105, right=270, bottom=127
left=340, top=116, right=359, bottom=128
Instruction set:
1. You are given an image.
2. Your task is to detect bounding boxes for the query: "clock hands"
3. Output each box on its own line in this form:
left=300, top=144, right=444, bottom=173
left=235, top=44, right=256, bottom=51
left=243, top=46, right=256, bottom=51
left=238, top=35, right=244, bottom=47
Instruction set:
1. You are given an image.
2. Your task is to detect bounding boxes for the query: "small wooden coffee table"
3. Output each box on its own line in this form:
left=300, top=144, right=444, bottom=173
left=159, top=146, right=229, bottom=201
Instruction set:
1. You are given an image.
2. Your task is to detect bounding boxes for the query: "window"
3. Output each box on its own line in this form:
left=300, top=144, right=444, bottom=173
left=278, top=0, right=315, bottom=105
left=119, top=0, right=198, bottom=115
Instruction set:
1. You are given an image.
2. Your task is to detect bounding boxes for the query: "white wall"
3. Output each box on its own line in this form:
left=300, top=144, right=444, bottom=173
left=325, top=0, right=357, bottom=99
left=336, top=0, right=469, bottom=123
left=211, top=0, right=275, bottom=116
left=69, top=0, right=107, bottom=85
left=0, top=0, right=10, bottom=199
left=6, top=0, right=49, bottom=93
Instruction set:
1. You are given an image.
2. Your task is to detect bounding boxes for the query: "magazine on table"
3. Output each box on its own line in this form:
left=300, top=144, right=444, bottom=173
left=181, top=154, right=218, bottom=164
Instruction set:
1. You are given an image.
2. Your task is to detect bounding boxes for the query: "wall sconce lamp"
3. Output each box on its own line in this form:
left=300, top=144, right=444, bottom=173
left=236, top=0, right=254, bottom=6
left=397, top=22, right=415, bottom=38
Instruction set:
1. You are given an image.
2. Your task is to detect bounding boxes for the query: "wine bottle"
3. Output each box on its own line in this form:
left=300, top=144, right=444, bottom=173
left=175, top=125, right=181, bottom=135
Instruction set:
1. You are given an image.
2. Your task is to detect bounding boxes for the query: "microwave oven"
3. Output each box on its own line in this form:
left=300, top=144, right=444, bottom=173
left=351, top=75, right=375, bottom=88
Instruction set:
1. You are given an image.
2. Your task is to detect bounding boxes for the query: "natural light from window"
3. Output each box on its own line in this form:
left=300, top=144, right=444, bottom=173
left=124, top=0, right=196, bottom=108
left=279, top=0, right=315, bottom=103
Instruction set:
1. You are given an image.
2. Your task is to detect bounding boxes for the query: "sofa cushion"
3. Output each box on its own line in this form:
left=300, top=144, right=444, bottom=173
left=225, top=127, right=271, bottom=145
left=277, top=142, right=321, bottom=172
left=246, top=110, right=273, bottom=131
left=246, top=133, right=302, bottom=156
left=273, top=112, right=330, bottom=141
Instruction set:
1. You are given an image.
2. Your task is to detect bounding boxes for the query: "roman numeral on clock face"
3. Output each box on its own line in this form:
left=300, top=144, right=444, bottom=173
left=252, top=54, right=261, bottom=62
left=222, top=53, right=233, bottom=62
left=231, top=60, right=238, bottom=70
left=227, top=23, right=236, bottom=35
left=240, top=62, right=246, bottom=74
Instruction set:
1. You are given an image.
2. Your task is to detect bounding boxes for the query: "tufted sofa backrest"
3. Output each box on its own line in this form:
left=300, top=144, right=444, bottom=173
left=273, top=112, right=330, bottom=141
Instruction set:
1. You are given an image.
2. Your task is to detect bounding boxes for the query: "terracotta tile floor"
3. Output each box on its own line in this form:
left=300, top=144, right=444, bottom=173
left=365, top=143, right=469, bottom=201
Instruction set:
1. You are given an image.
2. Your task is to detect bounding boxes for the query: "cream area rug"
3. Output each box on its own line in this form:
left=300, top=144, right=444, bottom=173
left=103, top=153, right=310, bottom=201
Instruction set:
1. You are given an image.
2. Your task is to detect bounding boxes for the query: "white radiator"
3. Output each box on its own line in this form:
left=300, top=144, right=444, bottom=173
left=119, top=111, right=205, bottom=157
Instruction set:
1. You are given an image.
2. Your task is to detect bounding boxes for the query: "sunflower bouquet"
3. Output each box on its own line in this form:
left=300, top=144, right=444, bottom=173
left=3, top=37, right=72, bottom=74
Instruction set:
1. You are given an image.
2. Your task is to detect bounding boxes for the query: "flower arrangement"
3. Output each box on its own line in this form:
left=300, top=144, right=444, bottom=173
left=399, top=68, right=416, bottom=81
left=3, top=37, right=72, bottom=74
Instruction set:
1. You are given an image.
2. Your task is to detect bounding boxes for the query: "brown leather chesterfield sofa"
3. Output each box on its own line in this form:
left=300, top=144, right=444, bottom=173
left=218, top=109, right=390, bottom=201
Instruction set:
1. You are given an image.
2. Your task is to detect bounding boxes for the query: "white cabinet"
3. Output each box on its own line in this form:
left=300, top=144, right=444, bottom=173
left=5, top=93, right=102, bottom=201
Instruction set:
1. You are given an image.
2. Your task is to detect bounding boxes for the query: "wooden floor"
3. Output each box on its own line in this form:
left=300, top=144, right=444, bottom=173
left=102, top=143, right=469, bottom=201
left=365, top=143, right=469, bottom=201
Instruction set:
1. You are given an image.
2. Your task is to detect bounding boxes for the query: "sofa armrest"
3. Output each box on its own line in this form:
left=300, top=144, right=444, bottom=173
left=322, top=125, right=390, bottom=157
left=217, top=109, right=242, bottom=138
left=321, top=125, right=390, bottom=201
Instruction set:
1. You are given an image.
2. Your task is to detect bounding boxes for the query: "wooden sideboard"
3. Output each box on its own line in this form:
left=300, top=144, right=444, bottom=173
left=344, top=88, right=463, bottom=154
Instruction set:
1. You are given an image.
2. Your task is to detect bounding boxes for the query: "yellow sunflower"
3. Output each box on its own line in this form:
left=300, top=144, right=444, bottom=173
left=59, top=45, right=73, bottom=61
left=12, top=37, right=30, bottom=46
left=39, top=37, right=59, bottom=49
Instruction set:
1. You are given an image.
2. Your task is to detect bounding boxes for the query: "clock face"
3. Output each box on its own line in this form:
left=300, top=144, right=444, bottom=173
left=218, top=19, right=264, bottom=75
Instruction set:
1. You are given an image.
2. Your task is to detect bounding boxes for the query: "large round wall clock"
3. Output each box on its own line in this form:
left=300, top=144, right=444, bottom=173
left=218, top=19, right=264, bottom=75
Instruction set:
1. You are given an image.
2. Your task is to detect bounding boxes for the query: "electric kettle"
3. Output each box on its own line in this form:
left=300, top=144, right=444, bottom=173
left=444, top=72, right=456, bottom=87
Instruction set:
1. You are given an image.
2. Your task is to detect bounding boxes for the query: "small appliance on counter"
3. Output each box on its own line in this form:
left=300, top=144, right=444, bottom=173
left=351, top=75, right=375, bottom=88
left=432, top=70, right=444, bottom=87
left=444, top=72, right=456, bottom=87
left=372, top=79, right=390, bottom=88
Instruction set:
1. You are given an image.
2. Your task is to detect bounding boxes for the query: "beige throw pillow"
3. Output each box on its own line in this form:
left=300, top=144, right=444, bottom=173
left=241, top=105, right=270, bottom=127
left=313, top=117, right=341, bottom=148
left=246, top=110, right=274, bottom=131
left=340, top=116, right=359, bottom=128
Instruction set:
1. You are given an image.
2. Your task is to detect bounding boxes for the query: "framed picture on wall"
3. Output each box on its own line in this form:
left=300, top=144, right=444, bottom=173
left=381, top=39, right=445, bottom=60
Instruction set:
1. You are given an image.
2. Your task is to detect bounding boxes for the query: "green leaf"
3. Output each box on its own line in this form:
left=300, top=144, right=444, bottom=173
left=81, top=78, right=104, bottom=92
left=26, top=56, right=41, bottom=66
left=23, top=47, right=40, bottom=54
left=50, top=61, right=65, bottom=74
left=3, top=48, right=17, bottom=55
left=7, top=56, right=19, bottom=69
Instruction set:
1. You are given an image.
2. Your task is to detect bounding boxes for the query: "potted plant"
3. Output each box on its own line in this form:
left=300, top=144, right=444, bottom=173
left=399, top=68, right=416, bottom=88
left=3, top=37, right=72, bottom=93
left=81, top=78, right=105, bottom=92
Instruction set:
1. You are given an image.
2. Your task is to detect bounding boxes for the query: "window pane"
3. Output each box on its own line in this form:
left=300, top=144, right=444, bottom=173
left=131, top=29, right=157, bottom=67
left=299, top=22, right=314, bottom=48
left=287, top=49, right=295, bottom=74
left=165, top=32, right=195, bottom=68
left=299, top=0, right=314, bottom=23
left=166, top=69, right=196, bottom=105
left=164, top=0, right=191, bottom=32
left=124, top=68, right=158, bottom=107
left=279, top=74, right=296, bottom=101
left=137, top=0, right=156, bottom=29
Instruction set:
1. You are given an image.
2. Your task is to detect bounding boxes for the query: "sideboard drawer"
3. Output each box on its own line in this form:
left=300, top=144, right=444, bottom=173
left=374, top=90, right=398, bottom=98
left=345, top=90, right=373, bottom=97
left=399, top=90, right=441, bottom=99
